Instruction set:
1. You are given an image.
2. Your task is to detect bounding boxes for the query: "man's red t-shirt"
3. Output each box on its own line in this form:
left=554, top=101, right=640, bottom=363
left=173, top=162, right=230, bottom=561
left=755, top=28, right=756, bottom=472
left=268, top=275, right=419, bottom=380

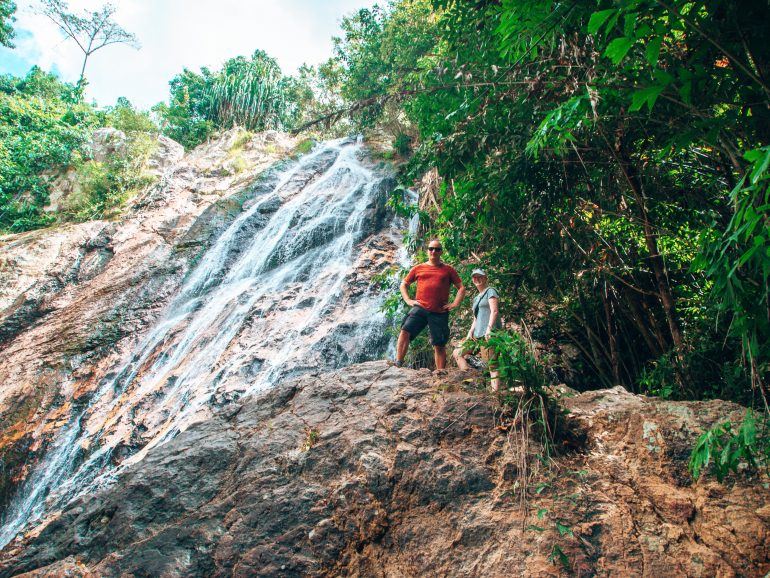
left=404, top=263, right=462, bottom=313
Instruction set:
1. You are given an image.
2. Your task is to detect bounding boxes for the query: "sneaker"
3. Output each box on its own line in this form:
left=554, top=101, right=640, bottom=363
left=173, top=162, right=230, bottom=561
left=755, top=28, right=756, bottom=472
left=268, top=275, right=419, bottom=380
left=387, top=359, right=403, bottom=368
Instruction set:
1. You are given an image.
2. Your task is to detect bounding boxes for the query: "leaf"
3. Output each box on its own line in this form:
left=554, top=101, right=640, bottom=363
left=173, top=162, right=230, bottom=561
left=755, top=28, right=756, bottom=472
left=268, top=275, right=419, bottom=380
left=748, top=147, right=770, bottom=184
left=742, top=410, right=756, bottom=445
left=629, top=85, right=665, bottom=112
left=604, top=37, right=634, bottom=64
left=623, top=13, right=638, bottom=38
left=556, top=521, right=574, bottom=537
left=527, top=524, right=545, bottom=532
left=645, top=36, right=663, bottom=67
left=549, top=544, right=570, bottom=569
left=537, top=507, right=548, bottom=520
left=588, top=9, right=616, bottom=35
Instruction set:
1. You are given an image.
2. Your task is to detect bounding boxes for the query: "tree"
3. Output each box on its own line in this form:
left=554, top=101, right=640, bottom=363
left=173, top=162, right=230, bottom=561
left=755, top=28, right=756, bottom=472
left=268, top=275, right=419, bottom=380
left=155, top=50, right=316, bottom=150
left=208, top=50, right=285, bottom=131
left=39, top=0, right=139, bottom=84
left=0, top=0, right=15, bottom=47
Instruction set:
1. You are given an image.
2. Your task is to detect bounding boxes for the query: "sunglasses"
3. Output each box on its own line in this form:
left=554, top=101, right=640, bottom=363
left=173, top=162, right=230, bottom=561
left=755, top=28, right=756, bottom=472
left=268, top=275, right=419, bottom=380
left=428, top=247, right=443, bottom=252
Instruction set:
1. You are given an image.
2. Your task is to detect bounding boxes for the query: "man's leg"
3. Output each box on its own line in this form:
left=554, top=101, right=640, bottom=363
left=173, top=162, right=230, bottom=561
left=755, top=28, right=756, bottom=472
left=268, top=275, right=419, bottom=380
left=396, top=329, right=411, bottom=363
left=434, top=345, right=447, bottom=369
left=427, top=311, right=450, bottom=370
left=395, top=307, right=427, bottom=366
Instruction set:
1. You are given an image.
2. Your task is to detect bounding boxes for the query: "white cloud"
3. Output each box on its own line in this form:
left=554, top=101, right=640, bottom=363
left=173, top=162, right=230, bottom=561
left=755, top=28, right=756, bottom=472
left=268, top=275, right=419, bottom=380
left=4, top=0, right=376, bottom=109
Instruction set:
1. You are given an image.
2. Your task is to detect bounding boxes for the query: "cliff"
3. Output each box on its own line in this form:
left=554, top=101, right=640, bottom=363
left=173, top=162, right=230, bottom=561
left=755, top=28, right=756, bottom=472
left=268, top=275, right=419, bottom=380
left=1, top=362, right=768, bottom=577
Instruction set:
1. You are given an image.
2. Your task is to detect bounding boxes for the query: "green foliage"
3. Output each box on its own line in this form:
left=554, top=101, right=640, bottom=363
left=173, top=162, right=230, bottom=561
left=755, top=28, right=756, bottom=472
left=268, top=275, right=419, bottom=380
left=0, top=67, right=97, bottom=232
left=63, top=131, right=156, bottom=221
left=0, top=70, right=161, bottom=233
left=486, top=330, right=548, bottom=394
left=689, top=410, right=769, bottom=482
left=104, top=97, right=157, bottom=134
left=155, top=49, right=332, bottom=149
left=394, top=132, right=412, bottom=156
left=330, top=0, right=770, bottom=411
left=154, top=67, right=217, bottom=150
left=694, top=146, right=770, bottom=391
left=0, top=0, right=15, bottom=47
left=293, top=138, right=315, bottom=156
left=208, top=50, right=287, bottom=131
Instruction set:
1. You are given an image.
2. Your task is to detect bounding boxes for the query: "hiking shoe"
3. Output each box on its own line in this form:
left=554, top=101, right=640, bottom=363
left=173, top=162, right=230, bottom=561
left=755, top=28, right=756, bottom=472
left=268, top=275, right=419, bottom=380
left=387, top=359, right=404, bottom=368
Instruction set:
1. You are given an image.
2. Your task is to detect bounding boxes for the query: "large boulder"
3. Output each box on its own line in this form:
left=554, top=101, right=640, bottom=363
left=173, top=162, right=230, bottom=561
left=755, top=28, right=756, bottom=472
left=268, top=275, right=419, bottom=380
left=89, top=127, right=128, bottom=162
left=0, top=363, right=767, bottom=577
left=146, top=135, right=184, bottom=176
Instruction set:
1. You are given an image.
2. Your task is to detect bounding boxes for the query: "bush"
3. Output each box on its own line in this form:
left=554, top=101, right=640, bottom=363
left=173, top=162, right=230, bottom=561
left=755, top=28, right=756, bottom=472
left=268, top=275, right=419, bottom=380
left=104, top=97, right=158, bottom=134
left=394, top=132, right=412, bottom=156
left=689, top=410, right=770, bottom=482
left=63, top=132, right=156, bottom=221
left=486, top=330, right=549, bottom=394
left=0, top=67, right=96, bottom=232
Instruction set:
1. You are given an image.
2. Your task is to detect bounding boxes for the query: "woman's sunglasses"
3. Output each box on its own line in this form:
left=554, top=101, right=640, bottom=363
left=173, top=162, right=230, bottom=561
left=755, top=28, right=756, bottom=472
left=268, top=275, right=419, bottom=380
left=428, top=247, right=443, bottom=252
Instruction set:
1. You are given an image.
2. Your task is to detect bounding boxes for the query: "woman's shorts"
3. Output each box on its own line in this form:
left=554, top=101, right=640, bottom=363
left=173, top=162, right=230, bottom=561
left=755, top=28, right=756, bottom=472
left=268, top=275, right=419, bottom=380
left=401, top=306, right=450, bottom=346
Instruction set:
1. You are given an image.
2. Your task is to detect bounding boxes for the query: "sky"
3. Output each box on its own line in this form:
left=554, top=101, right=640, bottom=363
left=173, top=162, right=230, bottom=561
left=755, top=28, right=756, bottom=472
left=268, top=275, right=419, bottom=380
left=0, top=0, right=377, bottom=109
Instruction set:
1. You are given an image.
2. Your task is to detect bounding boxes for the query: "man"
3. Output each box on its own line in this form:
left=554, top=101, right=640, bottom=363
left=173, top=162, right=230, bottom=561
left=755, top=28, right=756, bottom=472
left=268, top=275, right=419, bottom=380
left=393, top=239, right=465, bottom=369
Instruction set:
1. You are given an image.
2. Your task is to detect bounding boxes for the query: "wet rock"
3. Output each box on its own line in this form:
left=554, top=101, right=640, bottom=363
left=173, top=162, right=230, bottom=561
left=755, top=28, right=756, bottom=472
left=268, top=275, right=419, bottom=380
left=0, top=363, right=768, bottom=577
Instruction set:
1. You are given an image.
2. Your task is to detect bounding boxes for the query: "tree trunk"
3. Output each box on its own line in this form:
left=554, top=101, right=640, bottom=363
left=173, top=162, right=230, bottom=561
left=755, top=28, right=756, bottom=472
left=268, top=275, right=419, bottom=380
left=79, top=53, right=89, bottom=84
left=615, top=147, right=685, bottom=356
left=603, top=282, right=621, bottom=386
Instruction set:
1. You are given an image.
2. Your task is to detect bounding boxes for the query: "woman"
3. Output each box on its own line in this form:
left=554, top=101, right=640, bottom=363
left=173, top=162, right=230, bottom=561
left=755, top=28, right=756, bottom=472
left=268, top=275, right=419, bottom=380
left=453, top=268, right=502, bottom=391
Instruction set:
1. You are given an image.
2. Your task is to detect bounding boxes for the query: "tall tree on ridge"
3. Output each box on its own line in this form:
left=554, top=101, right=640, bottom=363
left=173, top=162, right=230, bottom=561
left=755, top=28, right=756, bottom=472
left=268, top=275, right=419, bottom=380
left=39, top=0, right=139, bottom=85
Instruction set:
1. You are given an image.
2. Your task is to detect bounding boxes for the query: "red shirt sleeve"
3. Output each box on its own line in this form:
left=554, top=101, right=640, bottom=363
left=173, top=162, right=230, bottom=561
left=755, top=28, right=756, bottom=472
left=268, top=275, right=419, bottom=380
left=448, top=266, right=462, bottom=287
left=404, top=265, right=418, bottom=285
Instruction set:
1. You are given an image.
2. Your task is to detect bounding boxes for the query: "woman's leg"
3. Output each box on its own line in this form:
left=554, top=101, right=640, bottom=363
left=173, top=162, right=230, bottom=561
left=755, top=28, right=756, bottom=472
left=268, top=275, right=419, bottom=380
left=453, top=346, right=470, bottom=370
left=480, top=346, right=501, bottom=392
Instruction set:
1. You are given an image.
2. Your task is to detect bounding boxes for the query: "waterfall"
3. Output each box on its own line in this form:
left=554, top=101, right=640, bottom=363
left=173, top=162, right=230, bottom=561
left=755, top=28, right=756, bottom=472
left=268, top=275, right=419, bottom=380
left=0, top=138, right=398, bottom=548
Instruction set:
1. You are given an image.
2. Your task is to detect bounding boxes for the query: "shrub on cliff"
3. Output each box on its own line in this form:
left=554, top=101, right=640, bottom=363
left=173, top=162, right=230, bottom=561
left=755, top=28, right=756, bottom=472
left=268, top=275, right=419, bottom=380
left=0, top=67, right=97, bottom=232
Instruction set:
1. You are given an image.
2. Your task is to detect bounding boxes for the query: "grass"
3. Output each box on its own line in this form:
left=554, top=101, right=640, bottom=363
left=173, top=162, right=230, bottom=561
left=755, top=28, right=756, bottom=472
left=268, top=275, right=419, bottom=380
left=228, top=129, right=254, bottom=153
left=293, top=138, right=315, bottom=156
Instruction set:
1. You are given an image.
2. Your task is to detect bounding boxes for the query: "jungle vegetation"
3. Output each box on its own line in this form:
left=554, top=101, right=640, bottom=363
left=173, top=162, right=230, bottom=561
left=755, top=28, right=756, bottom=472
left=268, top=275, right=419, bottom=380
left=324, top=0, right=770, bottom=406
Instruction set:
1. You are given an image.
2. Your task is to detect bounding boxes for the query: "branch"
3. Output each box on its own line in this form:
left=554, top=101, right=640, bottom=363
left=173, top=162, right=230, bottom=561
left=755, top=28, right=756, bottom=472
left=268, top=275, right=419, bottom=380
left=41, top=9, right=86, bottom=54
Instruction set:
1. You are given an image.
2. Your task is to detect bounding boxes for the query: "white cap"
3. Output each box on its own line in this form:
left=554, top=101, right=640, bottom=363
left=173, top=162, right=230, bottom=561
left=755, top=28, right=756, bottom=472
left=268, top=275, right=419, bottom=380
left=471, top=268, right=487, bottom=277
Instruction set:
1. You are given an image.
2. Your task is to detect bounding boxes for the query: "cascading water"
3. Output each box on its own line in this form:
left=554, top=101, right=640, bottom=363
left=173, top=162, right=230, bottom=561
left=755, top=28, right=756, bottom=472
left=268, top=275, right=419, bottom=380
left=0, top=138, right=399, bottom=548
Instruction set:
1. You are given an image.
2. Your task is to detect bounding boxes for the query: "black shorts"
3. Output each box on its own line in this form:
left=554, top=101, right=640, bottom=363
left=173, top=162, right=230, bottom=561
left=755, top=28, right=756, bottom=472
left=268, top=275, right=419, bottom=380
left=401, top=306, right=450, bottom=346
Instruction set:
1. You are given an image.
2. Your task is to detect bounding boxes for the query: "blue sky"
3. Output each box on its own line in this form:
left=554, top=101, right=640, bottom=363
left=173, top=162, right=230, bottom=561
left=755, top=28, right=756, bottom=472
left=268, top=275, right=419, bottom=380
left=0, top=0, right=378, bottom=109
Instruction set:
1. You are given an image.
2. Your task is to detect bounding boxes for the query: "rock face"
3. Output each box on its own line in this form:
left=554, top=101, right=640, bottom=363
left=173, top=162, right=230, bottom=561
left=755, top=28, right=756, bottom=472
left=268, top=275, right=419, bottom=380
left=0, top=362, right=767, bottom=577
left=0, top=130, right=300, bottom=528
left=89, top=128, right=128, bottom=162
left=146, top=134, right=185, bottom=175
